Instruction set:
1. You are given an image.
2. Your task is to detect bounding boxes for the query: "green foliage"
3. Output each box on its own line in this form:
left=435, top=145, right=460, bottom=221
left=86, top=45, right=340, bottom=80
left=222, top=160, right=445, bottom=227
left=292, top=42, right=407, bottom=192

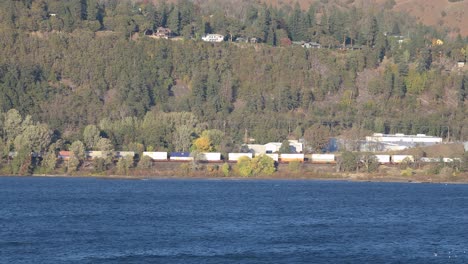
left=93, top=158, right=107, bottom=173
left=339, top=151, right=359, bottom=172
left=251, top=154, right=276, bottom=176
left=42, top=150, right=57, bottom=174
left=360, top=153, right=380, bottom=173
left=14, top=124, right=52, bottom=153
left=288, top=160, right=302, bottom=172
left=10, top=149, right=32, bottom=175
left=236, top=156, right=252, bottom=177
left=137, top=155, right=153, bottom=169
left=83, top=125, right=101, bottom=150
left=221, top=163, right=230, bottom=177
left=279, top=140, right=291, bottom=154
left=69, top=140, right=85, bottom=172
left=400, top=168, right=414, bottom=177
left=116, top=156, right=133, bottom=175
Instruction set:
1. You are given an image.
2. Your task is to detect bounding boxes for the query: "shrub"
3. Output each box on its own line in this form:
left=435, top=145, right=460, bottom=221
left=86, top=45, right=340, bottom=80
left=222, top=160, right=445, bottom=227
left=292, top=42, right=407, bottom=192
left=400, top=168, right=414, bottom=177
left=236, top=156, right=252, bottom=177
left=138, top=155, right=153, bottom=169
left=339, top=151, right=359, bottom=172
left=116, top=156, right=133, bottom=175
left=288, top=160, right=302, bottom=172
left=251, top=154, right=276, bottom=176
left=221, top=163, right=230, bottom=177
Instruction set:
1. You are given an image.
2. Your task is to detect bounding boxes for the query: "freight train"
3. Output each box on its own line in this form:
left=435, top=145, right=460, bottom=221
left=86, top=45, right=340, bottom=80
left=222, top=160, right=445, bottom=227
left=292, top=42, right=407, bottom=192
left=55, top=151, right=460, bottom=165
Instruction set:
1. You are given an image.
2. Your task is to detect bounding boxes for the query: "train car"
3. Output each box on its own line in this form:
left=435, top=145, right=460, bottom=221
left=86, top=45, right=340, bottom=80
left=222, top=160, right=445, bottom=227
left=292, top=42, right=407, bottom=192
left=391, top=155, right=414, bottom=163
left=198, top=152, right=222, bottom=162
left=420, top=157, right=440, bottom=163
left=115, top=151, right=135, bottom=158
left=170, top=152, right=194, bottom=161
left=86, top=151, right=105, bottom=160
left=228, top=153, right=253, bottom=162
left=375, top=155, right=391, bottom=164
left=311, top=154, right=335, bottom=164
left=443, top=158, right=461, bottom=163
left=279, top=154, right=305, bottom=163
left=142, top=151, right=168, bottom=161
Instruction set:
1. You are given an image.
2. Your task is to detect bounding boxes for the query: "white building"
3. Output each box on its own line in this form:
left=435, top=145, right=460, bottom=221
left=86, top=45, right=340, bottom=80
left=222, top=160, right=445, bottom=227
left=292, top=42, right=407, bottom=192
left=362, top=133, right=443, bottom=152
left=248, top=140, right=303, bottom=154
left=365, top=133, right=443, bottom=144
left=202, top=34, right=224, bottom=42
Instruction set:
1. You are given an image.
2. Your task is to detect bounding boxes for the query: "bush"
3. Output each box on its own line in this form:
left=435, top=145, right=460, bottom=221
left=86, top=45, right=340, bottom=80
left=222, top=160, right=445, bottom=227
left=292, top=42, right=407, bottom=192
left=401, top=168, right=414, bottom=177
left=116, top=156, right=133, bottom=175
left=288, top=160, right=302, bottom=172
left=221, top=163, right=230, bottom=177
left=138, top=155, right=153, bottom=169
left=251, top=154, right=276, bottom=176
left=93, top=158, right=108, bottom=172
left=236, top=156, right=252, bottom=177
left=179, top=163, right=191, bottom=175
left=339, top=151, right=359, bottom=172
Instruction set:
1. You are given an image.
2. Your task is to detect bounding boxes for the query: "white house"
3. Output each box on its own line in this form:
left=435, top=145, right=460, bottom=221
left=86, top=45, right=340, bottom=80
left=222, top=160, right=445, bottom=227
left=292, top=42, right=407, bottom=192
left=365, top=133, right=442, bottom=144
left=265, top=140, right=303, bottom=153
left=362, top=133, right=443, bottom=152
left=202, top=34, right=224, bottom=42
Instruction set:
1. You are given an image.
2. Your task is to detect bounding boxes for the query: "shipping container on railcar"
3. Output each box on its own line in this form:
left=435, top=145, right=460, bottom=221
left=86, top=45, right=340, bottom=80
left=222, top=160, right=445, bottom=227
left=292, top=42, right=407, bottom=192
left=391, top=155, right=414, bottom=163
left=198, top=152, right=222, bottom=162
left=279, top=154, right=305, bottom=163
left=115, top=151, right=135, bottom=158
left=170, top=152, right=194, bottom=161
left=311, top=154, right=335, bottom=164
left=228, top=153, right=253, bottom=162
left=142, top=151, right=168, bottom=161
left=375, top=155, right=391, bottom=164
left=86, top=151, right=105, bottom=160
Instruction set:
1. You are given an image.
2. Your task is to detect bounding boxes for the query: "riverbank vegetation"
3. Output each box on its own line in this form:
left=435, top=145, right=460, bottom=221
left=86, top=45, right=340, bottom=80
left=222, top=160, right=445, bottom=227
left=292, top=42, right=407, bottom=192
left=0, top=0, right=467, bottom=178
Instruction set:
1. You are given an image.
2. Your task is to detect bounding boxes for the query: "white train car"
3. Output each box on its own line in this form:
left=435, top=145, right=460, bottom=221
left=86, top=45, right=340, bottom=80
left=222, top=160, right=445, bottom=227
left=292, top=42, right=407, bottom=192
left=228, top=153, right=253, bottom=162
left=311, top=154, right=335, bottom=164
left=279, top=154, right=305, bottom=163
left=86, top=151, right=105, bottom=159
left=198, top=152, right=222, bottom=162
left=375, top=155, right=391, bottom=164
left=420, top=157, right=440, bottom=163
left=142, top=151, right=168, bottom=161
left=391, top=155, right=414, bottom=163
left=170, top=152, right=194, bottom=161
left=115, top=151, right=135, bottom=158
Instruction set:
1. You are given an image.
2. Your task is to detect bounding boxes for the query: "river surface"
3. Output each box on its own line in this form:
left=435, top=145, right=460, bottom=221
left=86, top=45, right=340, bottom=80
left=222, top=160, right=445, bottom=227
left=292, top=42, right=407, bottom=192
left=1, top=177, right=467, bottom=263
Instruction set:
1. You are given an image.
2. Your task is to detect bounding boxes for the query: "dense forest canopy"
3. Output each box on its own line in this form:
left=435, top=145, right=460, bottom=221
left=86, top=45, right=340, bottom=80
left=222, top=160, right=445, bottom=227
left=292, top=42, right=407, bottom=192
left=0, top=0, right=467, bottom=160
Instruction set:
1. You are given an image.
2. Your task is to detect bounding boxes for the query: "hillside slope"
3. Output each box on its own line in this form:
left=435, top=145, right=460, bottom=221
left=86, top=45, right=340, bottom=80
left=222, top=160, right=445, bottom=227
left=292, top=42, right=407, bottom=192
left=261, top=0, right=468, bottom=36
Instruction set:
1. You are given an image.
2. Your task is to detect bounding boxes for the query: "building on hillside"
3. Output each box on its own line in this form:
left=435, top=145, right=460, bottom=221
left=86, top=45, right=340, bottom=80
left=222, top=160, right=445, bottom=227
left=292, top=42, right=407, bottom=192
left=361, top=133, right=443, bottom=152
left=464, top=142, right=468, bottom=152
left=58, top=151, right=71, bottom=161
left=154, top=27, right=173, bottom=39
left=458, top=61, right=466, bottom=68
left=246, top=140, right=303, bottom=154
left=303, top=42, right=321, bottom=49
left=246, top=144, right=266, bottom=155
left=202, top=34, right=224, bottom=42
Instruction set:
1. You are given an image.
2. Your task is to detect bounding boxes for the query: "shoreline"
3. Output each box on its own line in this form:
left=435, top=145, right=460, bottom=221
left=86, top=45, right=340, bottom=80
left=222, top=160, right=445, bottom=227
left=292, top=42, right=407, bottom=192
left=1, top=173, right=467, bottom=185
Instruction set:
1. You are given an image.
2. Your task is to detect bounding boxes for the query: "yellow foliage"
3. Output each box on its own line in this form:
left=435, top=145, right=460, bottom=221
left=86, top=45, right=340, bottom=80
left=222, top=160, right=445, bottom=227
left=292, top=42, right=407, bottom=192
left=193, top=136, right=213, bottom=152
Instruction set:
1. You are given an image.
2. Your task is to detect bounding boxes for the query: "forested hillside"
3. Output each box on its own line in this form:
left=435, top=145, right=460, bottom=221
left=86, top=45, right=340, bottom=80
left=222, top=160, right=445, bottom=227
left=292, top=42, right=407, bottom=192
left=0, top=0, right=466, bottom=162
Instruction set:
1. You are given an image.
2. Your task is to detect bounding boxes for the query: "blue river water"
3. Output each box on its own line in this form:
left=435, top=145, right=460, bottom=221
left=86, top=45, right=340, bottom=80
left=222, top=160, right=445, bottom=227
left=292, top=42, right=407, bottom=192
left=1, top=177, right=467, bottom=263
